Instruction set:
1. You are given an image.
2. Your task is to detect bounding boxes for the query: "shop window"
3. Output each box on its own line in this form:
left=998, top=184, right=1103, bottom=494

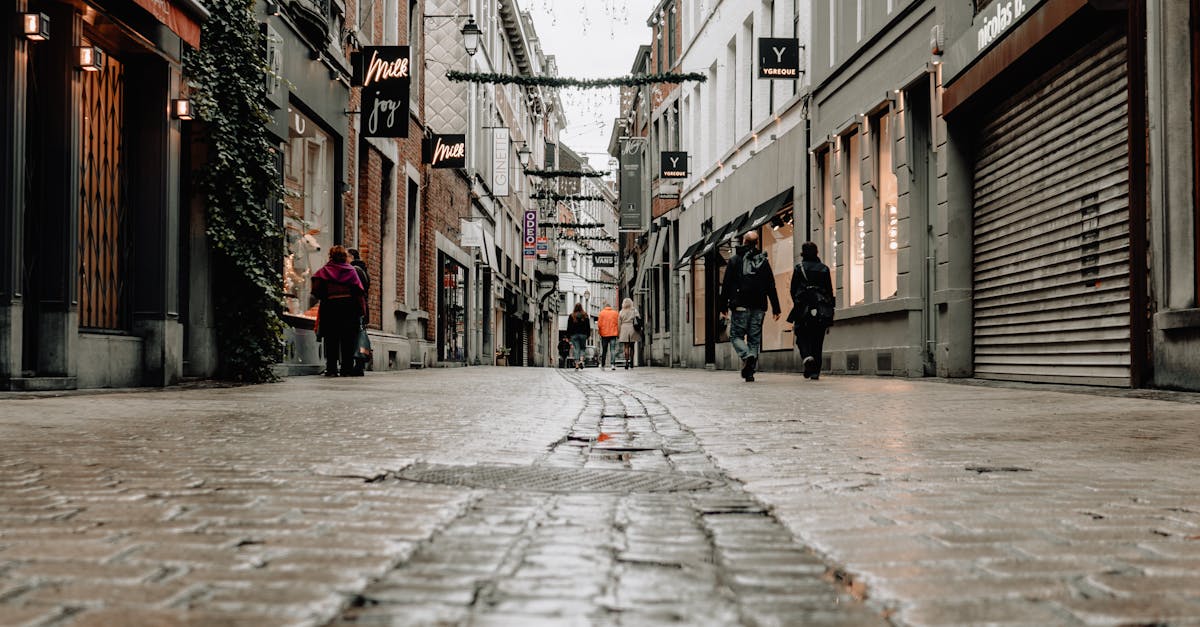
left=760, top=215, right=795, bottom=351
left=875, top=111, right=899, bottom=299
left=438, top=255, right=467, bottom=362
left=692, top=259, right=706, bottom=345
left=844, top=131, right=864, bottom=305
left=405, top=177, right=420, bottom=306
left=283, top=107, right=335, bottom=320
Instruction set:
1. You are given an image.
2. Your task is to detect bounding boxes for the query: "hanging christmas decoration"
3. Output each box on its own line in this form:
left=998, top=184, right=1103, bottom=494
left=532, top=192, right=608, bottom=202
left=539, top=221, right=607, bottom=228
left=446, top=70, right=707, bottom=89
left=526, top=169, right=610, bottom=179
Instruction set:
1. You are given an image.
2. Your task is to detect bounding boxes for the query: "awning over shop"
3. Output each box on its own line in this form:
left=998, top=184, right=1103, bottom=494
left=740, top=188, right=794, bottom=235
left=678, top=211, right=750, bottom=265
left=130, top=0, right=209, bottom=49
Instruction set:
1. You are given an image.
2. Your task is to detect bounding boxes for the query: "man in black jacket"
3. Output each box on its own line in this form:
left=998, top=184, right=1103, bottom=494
left=719, top=231, right=781, bottom=381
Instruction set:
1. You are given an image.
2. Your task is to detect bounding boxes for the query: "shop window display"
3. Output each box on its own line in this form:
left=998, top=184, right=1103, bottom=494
left=439, top=257, right=467, bottom=362
left=876, top=112, right=899, bottom=299
left=692, top=259, right=706, bottom=345
left=845, top=131, right=865, bottom=305
left=282, top=107, right=335, bottom=320
left=760, top=216, right=795, bottom=351
left=819, top=149, right=838, bottom=294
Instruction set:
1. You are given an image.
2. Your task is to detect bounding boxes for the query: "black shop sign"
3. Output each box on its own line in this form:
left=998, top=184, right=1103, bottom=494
left=758, top=38, right=799, bottom=79
left=355, top=46, right=411, bottom=138
left=423, top=133, right=467, bottom=169
left=593, top=252, right=617, bottom=268
left=661, top=151, right=688, bottom=178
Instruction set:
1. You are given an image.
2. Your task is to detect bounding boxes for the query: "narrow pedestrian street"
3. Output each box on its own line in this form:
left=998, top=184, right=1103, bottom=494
left=2, top=368, right=1198, bottom=626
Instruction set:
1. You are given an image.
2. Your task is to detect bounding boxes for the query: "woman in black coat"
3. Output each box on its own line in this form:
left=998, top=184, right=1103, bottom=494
left=565, top=302, right=591, bottom=371
left=790, top=241, right=834, bottom=380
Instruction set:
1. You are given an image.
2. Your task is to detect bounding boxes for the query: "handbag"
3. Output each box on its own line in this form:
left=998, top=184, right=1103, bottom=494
left=354, top=326, right=373, bottom=364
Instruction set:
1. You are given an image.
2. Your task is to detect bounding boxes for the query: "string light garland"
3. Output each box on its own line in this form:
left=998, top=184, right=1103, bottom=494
left=558, top=235, right=618, bottom=243
left=532, top=192, right=609, bottom=202
left=526, top=169, right=610, bottom=178
left=539, top=221, right=607, bottom=228
left=446, top=70, right=707, bottom=89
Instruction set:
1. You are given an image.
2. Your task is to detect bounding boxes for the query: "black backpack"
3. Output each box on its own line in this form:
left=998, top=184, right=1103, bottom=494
left=793, top=263, right=834, bottom=326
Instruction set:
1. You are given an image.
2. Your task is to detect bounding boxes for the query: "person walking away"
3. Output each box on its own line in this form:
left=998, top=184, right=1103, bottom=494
left=718, top=231, right=781, bottom=382
left=566, top=303, right=591, bottom=371
left=347, top=249, right=370, bottom=375
left=790, top=241, right=835, bottom=380
left=597, top=303, right=620, bottom=370
left=311, top=245, right=366, bottom=377
left=618, top=298, right=642, bottom=369
left=557, top=336, right=572, bottom=369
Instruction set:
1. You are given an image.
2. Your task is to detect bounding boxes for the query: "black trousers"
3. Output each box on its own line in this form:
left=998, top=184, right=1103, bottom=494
left=795, top=323, right=827, bottom=375
left=321, top=300, right=360, bottom=375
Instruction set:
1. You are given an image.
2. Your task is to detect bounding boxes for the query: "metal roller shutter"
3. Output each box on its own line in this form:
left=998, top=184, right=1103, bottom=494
left=972, top=32, right=1131, bottom=386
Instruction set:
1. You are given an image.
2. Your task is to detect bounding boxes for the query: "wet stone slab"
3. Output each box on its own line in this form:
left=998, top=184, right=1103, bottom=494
left=327, top=372, right=886, bottom=625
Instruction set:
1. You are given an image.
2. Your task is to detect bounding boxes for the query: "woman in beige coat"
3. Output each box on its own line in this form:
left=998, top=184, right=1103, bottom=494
left=617, top=298, right=641, bottom=369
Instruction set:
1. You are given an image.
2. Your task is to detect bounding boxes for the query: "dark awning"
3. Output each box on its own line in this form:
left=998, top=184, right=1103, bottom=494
left=678, top=238, right=706, bottom=264
left=740, top=188, right=794, bottom=235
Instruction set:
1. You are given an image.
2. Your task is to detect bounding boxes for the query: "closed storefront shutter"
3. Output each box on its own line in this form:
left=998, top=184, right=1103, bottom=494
left=972, top=31, right=1131, bottom=386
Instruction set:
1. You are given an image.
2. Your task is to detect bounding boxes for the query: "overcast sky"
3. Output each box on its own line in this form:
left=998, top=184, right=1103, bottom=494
left=525, top=0, right=658, bottom=170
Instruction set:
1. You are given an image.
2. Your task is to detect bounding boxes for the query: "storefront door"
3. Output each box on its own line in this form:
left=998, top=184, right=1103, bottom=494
left=972, top=30, right=1132, bottom=386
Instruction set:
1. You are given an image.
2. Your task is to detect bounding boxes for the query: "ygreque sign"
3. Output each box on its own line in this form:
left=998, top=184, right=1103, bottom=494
left=356, top=46, right=411, bottom=138
left=423, top=133, right=466, bottom=169
left=661, top=151, right=687, bottom=179
left=758, top=38, right=800, bottom=79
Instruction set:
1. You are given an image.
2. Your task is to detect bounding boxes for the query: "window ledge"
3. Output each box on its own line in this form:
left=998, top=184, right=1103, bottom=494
left=834, top=297, right=923, bottom=321
left=1155, top=308, right=1200, bottom=331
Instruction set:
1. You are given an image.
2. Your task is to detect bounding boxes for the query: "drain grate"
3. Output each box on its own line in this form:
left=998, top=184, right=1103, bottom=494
left=396, top=463, right=724, bottom=494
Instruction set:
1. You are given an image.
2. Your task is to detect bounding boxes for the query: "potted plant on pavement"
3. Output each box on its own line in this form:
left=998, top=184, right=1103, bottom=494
left=495, top=346, right=511, bottom=366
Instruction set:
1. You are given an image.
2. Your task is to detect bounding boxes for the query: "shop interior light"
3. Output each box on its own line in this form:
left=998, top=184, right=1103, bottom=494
left=172, top=98, right=194, bottom=120
left=21, top=12, right=50, bottom=41
left=77, top=46, right=104, bottom=71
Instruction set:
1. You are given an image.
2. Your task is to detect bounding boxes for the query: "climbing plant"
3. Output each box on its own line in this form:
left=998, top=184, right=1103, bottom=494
left=184, top=0, right=286, bottom=383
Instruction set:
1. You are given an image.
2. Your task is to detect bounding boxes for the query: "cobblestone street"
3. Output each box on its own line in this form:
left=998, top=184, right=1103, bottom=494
left=1, top=367, right=1199, bottom=626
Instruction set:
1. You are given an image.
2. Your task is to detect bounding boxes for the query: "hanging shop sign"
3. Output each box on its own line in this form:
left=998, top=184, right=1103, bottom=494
left=618, top=137, right=647, bottom=231
left=661, top=151, right=688, bottom=178
left=593, top=252, right=617, bottom=268
left=461, top=219, right=483, bottom=248
left=523, top=209, right=538, bottom=259
left=758, top=38, right=800, bottom=79
left=422, top=133, right=466, bottom=168
left=493, top=128, right=509, bottom=197
left=356, top=46, right=411, bottom=138
left=131, top=0, right=202, bottom=48
left=536, top=237, right=549, bottom=258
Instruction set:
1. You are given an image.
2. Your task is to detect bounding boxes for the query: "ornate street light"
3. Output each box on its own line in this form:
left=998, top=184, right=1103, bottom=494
left=460, top=17, right=482, bottom=57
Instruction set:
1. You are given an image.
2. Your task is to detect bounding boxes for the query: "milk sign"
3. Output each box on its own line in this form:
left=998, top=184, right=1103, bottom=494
left=357, top=47, right=411, bottom=138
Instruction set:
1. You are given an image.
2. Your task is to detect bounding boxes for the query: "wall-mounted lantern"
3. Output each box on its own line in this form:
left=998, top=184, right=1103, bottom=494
left=460, top=17, right=482, bottom=57
left=171, top=98, right=194, bottom=120
left=20, top=12, right=50, bottom=41
left=77, top=45, right=104, bottom=71
left=516, top=142, right=531, bottom=168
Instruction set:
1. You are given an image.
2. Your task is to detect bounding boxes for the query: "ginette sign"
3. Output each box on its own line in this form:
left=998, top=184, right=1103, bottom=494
left=758, top=38, right=800, bottom=79
left=523, top=209, right=538, bottom=259
left=593, top=252, right=617, bottom=268
left=661, top=151, right=687, bottom=178
left=357, top=46, right=411, bottom=138
left=492, top=128, right=509, bottom=197
left=422, top=133, right=466, bottom=168
left=618, top=137, right=647, bottom=231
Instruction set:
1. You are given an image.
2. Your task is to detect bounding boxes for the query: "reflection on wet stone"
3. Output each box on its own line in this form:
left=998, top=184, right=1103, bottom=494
left=330, top=372, right=884, bottom=625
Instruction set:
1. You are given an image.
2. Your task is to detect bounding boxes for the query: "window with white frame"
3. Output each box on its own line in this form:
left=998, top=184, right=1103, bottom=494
left=875, top=110, right=899, bottom=299
left=845, top=130, right=864, bottom=306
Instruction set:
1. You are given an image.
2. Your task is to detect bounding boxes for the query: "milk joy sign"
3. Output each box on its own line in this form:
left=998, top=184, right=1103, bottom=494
left=355, top=47, right=411, bottom=138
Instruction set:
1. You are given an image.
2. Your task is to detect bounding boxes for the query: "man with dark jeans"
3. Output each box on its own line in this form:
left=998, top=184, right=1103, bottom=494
left=719, top=231, right=781, bottom=382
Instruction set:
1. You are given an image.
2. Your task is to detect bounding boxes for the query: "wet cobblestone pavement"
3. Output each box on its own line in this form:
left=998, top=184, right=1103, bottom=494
left=1, top=367, right=1199, bottom=625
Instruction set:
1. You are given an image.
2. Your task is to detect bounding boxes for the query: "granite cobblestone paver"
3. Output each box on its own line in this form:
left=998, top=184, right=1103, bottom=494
left=620, top=369, right=1200, bottom=626
left=2, top=367, right=1199, bottom=625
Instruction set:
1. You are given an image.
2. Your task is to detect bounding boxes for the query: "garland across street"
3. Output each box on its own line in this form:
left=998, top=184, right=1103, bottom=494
left=532, top=193, right=608, bottom=202
left=446, top=70, right=707, bottom=89
left=525, top=169, right=610, bottom=178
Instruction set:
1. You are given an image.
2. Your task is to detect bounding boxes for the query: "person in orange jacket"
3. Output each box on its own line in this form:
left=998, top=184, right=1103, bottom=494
left=597, top=303, right=620, bottom=371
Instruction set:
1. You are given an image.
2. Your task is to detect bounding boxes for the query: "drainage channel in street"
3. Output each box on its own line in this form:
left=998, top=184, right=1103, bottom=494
left=327, top=372, right=887, bottom=626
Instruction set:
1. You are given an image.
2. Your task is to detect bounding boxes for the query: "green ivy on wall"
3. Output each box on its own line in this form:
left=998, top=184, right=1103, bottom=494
left=184, top=0, right=286, bottom=383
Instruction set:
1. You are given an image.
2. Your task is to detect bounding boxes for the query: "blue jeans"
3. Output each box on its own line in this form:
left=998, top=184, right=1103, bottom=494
left=570, top=334, right=588, bottom=363
left=599, top=336, right=618, bottom=366
left=729, top=308, right=766, bottom=361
